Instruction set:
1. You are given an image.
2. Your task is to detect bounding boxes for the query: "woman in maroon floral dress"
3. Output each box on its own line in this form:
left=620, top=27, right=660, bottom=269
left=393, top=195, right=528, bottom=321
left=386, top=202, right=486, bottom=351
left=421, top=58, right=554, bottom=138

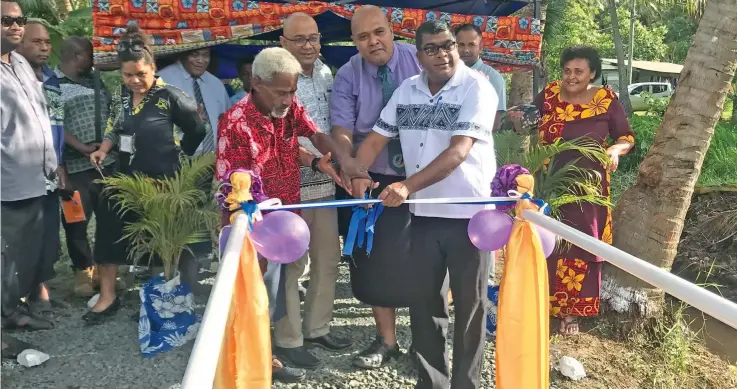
left=512, top=46, right=635, bottom=335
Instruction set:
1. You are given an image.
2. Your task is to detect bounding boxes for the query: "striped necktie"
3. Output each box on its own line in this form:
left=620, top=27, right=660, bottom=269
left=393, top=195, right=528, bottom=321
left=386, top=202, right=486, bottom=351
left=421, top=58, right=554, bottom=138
left=377, top=65, right=405, bottom=175
left=193, top=77, right=215, bottom=153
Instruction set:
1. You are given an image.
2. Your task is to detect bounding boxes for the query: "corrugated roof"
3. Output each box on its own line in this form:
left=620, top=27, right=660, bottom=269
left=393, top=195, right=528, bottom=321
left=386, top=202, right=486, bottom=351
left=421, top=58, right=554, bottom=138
left=602, top=58, right=683, bottom=74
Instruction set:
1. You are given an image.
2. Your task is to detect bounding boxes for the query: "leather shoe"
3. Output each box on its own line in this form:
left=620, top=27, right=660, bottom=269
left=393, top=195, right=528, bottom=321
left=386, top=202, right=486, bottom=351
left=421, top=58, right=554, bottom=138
left=305, top=333, right=353, bottom=351
left=2, top=311, right=54, bottom=332
left=353, top=336, right=402, bottom=369
left=82, top=297, right=121, bottom=325
left=272, top=365, right=306, bottom=383
left=274, top=345, right=322, bottom=369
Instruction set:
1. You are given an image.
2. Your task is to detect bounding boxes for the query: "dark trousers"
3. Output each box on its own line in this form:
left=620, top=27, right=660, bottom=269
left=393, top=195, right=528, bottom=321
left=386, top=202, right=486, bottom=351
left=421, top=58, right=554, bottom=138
left=35, top=191, right=61, bottom=287
left=409, top=216, right=490, bottom=389
left=1, top=196, right=45, bottom=317
left=61, top=168, right=111, bottom=271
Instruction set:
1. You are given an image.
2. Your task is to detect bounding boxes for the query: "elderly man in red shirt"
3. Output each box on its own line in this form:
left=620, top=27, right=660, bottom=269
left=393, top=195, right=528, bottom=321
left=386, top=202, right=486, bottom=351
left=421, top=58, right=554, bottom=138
left=216, top=47, right=363, bottom=383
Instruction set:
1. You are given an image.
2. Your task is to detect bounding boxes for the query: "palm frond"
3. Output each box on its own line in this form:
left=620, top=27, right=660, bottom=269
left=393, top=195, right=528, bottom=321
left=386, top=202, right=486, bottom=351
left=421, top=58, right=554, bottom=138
left=700, top=209, right=737, bottom=243
left=100, top=154, right=219, bottom=280
left=524, top=137, right=609, bottom=174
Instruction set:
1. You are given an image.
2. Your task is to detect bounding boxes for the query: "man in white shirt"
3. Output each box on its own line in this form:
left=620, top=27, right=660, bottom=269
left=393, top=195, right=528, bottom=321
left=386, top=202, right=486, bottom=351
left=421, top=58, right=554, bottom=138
left=350, top=20, right=496, bottom=389
left=272, top=12, right=352, bottom=370
left=455, top=23, right=506, bottom=131
left=157, top=47, right=231, bottom=155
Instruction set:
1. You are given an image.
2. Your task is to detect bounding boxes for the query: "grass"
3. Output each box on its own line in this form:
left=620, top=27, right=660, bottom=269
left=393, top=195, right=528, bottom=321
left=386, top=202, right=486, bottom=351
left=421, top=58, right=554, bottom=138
left=611, top=116, right=737, bottom=202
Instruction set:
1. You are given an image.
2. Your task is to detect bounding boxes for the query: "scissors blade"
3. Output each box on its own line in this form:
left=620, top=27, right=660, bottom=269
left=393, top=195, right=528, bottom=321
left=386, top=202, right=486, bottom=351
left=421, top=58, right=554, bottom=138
left=94, top=164, right=105, bottom=179
left=367, top=178, right=374, bottom=199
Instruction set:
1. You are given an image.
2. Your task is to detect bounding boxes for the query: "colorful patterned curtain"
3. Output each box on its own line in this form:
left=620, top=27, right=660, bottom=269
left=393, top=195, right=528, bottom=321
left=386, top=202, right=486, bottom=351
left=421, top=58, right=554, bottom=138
left=93, top=1, right=541, bottom=71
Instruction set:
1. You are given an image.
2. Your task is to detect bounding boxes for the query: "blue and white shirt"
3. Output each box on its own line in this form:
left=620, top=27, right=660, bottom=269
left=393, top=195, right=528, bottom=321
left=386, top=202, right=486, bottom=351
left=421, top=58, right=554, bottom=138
left=373, top=62, right=498, bottom=219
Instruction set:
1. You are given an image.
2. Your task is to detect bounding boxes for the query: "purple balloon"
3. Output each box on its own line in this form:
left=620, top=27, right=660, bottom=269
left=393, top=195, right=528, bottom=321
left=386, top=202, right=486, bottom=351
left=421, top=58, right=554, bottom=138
left=534, top=225, right=557, bottom=258
left=249, top=211, right=310, bottom=264
left=467, top=210, right=514, bottom=251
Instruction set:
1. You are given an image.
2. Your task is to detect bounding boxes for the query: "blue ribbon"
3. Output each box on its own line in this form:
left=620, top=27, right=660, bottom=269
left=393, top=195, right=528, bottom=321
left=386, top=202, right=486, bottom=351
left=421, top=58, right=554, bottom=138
left=342, top=195, right=384, bottom=258
left=520, top=193, right=551, bottom=215
left=240, top=200, right=259, bottom=230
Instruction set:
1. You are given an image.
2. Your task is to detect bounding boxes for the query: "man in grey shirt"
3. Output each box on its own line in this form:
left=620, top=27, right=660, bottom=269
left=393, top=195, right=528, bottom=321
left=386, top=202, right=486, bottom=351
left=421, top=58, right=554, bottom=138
left=1, top=0, right=56, bottom=332
left=455, top=23, right=507, bottom=131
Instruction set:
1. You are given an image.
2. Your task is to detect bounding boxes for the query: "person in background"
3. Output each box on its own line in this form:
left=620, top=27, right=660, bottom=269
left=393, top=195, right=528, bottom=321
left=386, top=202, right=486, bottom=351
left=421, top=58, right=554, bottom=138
left=1, top=0, right=56, bottom=332
left=217, top=47, right=363, bottom=383
left=272, top=12, right=352, bottom=370
left=454, top=23, right=506, bottom=131
left=158, top=47, right=230, bottom=286
left=55, top=36, right=117, bottom=297
left=16, top=20, right=71, bottom=318
left=87, top=24, right=205, bottom=325
left=509, top=46, right=635, bottom=335
left=330, top=5, right=421, bottom=369
left=229, top=55, right=254, bottom=105
left=351, top=21, right=497, bottom=389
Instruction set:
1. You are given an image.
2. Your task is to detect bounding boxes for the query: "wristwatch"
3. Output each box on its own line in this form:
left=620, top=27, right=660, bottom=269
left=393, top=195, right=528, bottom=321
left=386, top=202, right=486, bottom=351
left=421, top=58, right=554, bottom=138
left=311, top=156, right=320, bottom=173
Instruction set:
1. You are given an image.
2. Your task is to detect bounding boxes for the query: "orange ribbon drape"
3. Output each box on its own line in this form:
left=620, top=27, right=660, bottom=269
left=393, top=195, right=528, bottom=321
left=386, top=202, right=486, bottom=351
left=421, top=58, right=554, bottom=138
left=213, top=232, right=271, bottom=389
left=495, top=175, right=550, bottom=389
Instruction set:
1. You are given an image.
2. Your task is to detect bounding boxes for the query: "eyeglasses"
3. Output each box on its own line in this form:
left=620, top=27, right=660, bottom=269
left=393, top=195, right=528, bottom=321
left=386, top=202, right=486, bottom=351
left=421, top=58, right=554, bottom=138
left=116, top=39, right=146, bottom=53
left=1, top=16, right=27, bottom=28
left=283, top=34, right=321, bottom=47
left=421, top=41, right=458, bottom=56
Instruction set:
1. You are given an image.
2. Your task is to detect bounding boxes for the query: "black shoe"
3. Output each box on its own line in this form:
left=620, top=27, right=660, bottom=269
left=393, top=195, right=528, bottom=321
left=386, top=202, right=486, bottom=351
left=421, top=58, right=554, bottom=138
left=353, top=336, right=402, bottom=369
left=272, top=365, right=306, bottom=383
left=274, top=346, right=322, bottom=369
left=1, top=335, right=37, bottom=359
left=82, top=297, right=121, bottom=326
left=2, top=311, right=54, bottom=332
left=306, top=333, right=353, bottom=351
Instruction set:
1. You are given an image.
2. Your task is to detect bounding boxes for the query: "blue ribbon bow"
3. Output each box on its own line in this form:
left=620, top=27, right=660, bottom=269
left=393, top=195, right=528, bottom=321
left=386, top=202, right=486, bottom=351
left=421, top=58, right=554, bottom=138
left=520, top=193, right=551, bottom=215
left=342, top=195, right=384, bottom=258
left=240, top=200, right=259, bottom=230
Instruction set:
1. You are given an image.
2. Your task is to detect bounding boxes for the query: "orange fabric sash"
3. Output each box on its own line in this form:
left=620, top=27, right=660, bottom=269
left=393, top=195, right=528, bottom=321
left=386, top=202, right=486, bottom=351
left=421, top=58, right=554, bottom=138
left=496, top=174, right=550, bottom=389
left=213, top=232, right=272, bottom=389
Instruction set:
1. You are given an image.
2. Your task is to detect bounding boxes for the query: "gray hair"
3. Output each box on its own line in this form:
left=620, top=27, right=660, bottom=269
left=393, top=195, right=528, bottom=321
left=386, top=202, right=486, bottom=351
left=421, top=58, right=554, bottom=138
left=252, top=47, right=302, bottom=82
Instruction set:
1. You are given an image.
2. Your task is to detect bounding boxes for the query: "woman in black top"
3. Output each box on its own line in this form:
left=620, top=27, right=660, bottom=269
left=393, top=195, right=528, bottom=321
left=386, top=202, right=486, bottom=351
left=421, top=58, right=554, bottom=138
left=86, top=24, right=205, bottom=324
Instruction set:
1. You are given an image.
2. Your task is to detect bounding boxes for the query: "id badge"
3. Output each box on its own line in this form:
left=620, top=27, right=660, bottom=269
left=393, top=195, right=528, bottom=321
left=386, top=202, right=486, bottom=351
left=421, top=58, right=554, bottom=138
left=120, top=134, right=134, bottom=153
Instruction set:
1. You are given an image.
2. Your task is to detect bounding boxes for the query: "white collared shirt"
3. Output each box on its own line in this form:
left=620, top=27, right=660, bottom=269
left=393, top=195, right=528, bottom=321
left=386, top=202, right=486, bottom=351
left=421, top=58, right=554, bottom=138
left=373, top=62, right=498, bottom=219
left=157, top=61, right=231, bottom=155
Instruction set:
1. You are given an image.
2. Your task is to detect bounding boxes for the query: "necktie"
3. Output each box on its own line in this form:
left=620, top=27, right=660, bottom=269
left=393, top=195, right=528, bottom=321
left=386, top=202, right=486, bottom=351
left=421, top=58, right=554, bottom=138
left=193, top=77, right=215, bottom=153
left=377, top=65, right=405, bottom=175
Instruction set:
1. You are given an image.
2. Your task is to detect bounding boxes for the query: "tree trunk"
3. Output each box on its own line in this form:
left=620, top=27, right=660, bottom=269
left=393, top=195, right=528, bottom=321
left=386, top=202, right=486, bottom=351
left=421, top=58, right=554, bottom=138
left=627, top=0, right=635, bottom=84
left=732, top=93, right=737, bottom=123
left=509, top=0, right=548, bottom=107
left=602, top=0, right=737, bottom=318
left=609, top=0, right=634, bottom=116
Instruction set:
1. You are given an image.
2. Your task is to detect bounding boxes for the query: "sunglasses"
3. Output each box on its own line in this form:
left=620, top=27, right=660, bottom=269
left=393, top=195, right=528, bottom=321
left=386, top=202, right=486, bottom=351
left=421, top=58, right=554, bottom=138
left=1, top=16, right=27, bottom=28
left=116, top=39, right=146, bottom=53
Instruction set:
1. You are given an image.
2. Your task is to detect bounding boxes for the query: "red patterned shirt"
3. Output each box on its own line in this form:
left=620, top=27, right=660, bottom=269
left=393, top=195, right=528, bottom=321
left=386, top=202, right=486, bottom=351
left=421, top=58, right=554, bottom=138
left=216, top=92, right=318, bottom=206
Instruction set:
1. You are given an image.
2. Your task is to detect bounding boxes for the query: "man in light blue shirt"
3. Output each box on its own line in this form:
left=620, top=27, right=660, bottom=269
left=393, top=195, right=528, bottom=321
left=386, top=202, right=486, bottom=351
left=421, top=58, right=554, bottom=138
left=157, top=48, right=231, bottom=155
left=455, top=24, right=506, bottom=131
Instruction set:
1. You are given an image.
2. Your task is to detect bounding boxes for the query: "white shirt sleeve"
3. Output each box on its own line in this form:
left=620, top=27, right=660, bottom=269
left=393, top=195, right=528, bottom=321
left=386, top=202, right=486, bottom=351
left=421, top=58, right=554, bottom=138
left=452, top=79, right=497, bottom=142
left=371, top=88, right=399, bottom=138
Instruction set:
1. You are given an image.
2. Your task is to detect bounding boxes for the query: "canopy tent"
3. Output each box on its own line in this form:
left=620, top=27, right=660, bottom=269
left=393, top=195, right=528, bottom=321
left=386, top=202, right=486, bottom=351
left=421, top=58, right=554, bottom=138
left=93, top=0, right=541, bottom=72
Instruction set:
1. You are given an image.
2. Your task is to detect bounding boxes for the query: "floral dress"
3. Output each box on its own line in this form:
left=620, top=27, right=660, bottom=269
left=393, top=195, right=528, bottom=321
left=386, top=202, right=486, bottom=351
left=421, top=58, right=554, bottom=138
left=535, top=81, right=635, bottom=318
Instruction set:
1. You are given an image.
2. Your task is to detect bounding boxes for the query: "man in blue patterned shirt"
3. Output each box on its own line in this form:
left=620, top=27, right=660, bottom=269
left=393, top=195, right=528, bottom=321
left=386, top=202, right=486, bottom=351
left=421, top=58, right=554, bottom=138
left=16, top=21, right=69, bottom=318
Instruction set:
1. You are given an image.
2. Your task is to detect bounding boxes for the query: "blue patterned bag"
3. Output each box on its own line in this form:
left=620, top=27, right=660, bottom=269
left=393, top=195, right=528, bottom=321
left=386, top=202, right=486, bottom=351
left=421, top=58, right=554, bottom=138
left=138, top=273, right=201, bottom=357
left=486, top=285, right=500, bottom=337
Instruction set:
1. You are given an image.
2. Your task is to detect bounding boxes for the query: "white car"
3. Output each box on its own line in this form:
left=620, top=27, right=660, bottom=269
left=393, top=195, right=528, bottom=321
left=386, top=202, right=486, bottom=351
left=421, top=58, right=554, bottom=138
left=616, top=82, right=674, bottom=111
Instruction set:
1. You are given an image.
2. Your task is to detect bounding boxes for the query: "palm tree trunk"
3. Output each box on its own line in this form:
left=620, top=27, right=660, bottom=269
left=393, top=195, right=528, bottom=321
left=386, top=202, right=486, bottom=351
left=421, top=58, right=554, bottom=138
left=627, top=0, right=635, bottom=84
left=732, top=94, right=737, bottom=123
left=609, top=0, right=634, bottom=116
left=55, top=0, right=72, bottom=19
left=602, top=0, right=737, bottom=318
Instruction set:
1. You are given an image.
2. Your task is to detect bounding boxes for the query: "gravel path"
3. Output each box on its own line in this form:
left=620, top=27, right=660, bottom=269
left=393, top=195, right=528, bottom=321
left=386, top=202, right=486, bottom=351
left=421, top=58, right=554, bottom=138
left=1, top=262, right=499, bottom=389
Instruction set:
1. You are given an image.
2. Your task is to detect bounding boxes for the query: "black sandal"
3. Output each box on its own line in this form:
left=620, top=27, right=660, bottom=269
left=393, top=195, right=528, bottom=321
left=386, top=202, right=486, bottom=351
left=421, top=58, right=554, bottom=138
left=2, top=311, right=54, bottom=332
left=1, top=335, right=37, bottom=359
left=82, top=297, right=121, bottom=326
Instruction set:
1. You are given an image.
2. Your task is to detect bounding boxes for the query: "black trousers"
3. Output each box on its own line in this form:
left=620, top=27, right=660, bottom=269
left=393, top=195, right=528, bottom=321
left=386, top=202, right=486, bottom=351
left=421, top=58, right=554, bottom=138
left=35, top=191, right=61, bottom=286
left=61, top=167, right=112, bottom=271
left=409, top=216, right=490, bottom=389
left=1, top=196, right=45, bottom=317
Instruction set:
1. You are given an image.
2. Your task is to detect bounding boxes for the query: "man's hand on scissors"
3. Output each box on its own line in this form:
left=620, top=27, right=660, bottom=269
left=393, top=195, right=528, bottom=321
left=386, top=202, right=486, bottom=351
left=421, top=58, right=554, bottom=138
left=351, top=177, right=378, bottom=200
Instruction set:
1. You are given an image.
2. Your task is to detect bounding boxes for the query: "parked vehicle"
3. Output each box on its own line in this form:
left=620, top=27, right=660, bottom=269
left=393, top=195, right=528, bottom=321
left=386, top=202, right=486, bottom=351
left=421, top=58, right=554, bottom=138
left=616, top=82, right=674, bottom=111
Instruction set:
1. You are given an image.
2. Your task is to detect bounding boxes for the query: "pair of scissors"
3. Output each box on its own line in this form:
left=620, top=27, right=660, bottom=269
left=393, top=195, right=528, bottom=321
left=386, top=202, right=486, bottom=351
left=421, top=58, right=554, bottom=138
left=94, top=163, right=105, bottom=179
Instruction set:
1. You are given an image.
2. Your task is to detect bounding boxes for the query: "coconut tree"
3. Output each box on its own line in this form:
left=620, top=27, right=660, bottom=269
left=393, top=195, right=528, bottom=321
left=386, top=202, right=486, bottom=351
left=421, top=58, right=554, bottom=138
left=101, top=154, right=220, bottom=281
left=603, top=0, right=737, bottom=317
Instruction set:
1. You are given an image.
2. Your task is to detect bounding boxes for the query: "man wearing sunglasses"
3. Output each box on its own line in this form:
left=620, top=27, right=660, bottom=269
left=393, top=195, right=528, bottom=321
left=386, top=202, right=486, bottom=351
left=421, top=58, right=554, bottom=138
left=1, top=0, right=57, bottom=336
left=271, top=12, right=352, bottom=371
left=350, top=20, right=498, bottom=389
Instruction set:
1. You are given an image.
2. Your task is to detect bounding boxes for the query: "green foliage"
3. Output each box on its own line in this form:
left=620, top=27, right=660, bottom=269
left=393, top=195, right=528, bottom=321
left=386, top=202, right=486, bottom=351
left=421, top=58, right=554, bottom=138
left=494, top=131, right=611, bottom=216
left=641, top=92, right=671, bottom=116
left=100, top=153, right=220, bottom=280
